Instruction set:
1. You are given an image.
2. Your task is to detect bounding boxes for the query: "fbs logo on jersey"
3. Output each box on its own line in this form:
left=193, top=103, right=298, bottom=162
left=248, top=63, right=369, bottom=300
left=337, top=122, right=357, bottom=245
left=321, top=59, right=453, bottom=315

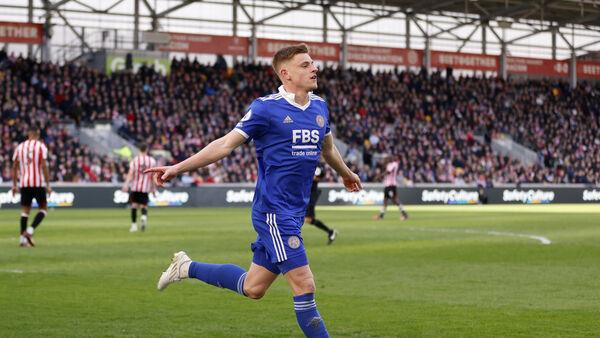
left=283, top=115, right=294, bottom=124
left=292, top=129, right=319, bottom=144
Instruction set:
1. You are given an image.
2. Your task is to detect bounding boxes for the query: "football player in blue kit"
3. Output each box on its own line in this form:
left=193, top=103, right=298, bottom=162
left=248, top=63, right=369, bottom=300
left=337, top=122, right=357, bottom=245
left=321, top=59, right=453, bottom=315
left=145, top=44, right=361, bottom=338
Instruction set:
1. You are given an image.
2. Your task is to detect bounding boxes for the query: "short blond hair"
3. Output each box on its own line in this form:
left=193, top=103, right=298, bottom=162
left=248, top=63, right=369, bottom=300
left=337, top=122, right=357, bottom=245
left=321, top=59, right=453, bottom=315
left=272, top=44, right=309, bottom=74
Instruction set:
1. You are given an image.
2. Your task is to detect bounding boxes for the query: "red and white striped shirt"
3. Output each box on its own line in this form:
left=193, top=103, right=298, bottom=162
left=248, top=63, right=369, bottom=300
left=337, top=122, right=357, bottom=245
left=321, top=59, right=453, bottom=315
left=12, top=139, right=49, bottom=188
left=383, top=161, right=399, bottom=187
left=128, top=154, right=157, bottom=193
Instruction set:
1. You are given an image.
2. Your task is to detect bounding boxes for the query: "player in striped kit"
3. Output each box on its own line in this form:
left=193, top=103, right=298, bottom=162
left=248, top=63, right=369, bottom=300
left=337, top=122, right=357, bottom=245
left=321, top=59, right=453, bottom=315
left=374, top=155, right=409, bottom=221
left=11, top=127, right=51, bottom=247
left=121, top=143, right=157, bottom=232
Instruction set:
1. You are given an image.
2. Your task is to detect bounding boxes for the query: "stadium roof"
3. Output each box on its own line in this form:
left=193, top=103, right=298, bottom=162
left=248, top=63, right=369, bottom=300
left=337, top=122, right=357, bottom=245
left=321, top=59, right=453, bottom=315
left=2, top=0, right=600, bottom=63
left=348, top=0, right=600, bottom=28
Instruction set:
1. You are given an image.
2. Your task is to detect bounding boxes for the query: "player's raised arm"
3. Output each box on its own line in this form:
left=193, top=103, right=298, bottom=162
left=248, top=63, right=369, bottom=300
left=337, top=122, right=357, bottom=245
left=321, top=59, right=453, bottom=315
left=321, top=133, right=362, bottom=192
left=144, top=130, right=247, bottom=186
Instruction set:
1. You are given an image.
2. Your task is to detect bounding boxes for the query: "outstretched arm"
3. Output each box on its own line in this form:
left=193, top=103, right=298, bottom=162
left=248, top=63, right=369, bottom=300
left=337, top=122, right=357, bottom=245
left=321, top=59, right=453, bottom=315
left=145, top=130, right=247, bottom=186
left=321, top=134, right=362, bottom=192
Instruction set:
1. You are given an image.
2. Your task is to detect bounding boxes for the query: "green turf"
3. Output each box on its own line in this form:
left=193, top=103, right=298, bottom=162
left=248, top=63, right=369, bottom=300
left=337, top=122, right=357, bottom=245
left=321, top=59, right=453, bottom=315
left=1, top=205, right=600, bottom=337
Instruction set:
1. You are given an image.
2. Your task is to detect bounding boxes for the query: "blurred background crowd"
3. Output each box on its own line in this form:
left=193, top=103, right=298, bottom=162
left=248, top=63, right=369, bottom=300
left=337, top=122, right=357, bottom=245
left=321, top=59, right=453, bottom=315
left=1, top=52, right=598, bottom=186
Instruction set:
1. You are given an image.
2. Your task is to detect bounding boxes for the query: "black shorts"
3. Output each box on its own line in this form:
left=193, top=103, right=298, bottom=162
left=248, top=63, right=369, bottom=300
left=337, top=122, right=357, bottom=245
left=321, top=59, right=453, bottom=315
left=20, top=187, right=47, bottom=207
left=129, top=192, right=149, bottom=205
left=384, top=186, right=397, bottom=200
left=305, top=203, right=316, bottom=219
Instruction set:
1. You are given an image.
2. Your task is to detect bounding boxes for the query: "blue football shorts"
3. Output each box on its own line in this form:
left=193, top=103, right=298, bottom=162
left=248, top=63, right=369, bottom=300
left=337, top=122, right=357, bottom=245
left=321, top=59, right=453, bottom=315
left=250, top=209, right=309, bottom=275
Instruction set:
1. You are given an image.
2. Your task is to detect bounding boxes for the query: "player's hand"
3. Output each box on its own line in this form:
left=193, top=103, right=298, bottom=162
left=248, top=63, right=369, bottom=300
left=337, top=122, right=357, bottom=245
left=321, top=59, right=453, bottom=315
left=144, top=166, right=178, bottom=187
left=342, top=172, right=362, bottom=192
left=11, top=186, right=18, bottom=196
left=46, top=185, right=52, bottom=194
left=121, top=185, right=128, bottom=192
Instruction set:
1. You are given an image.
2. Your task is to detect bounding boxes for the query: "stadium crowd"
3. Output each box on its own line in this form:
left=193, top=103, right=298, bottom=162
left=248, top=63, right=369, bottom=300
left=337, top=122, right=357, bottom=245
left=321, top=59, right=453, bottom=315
left=1, top=52, right=598, bottom=185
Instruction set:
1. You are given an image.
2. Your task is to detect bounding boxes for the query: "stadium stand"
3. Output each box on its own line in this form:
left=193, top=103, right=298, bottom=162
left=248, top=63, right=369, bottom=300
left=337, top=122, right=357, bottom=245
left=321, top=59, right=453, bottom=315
left=1, top=52, right=598, bottom=185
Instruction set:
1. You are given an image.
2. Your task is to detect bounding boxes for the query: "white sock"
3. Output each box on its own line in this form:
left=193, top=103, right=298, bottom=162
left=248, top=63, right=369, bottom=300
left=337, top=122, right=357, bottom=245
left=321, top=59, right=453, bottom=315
left=20, top=235, right=26, bottom=244
left=26, top=226, right=34, bottom=235
left=141, top=215, right=147, bottom=224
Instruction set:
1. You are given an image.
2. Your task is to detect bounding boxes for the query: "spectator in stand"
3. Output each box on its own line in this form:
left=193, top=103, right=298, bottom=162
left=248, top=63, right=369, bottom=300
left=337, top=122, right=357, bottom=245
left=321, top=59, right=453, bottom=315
left=1, top=55, right=598, bottom=185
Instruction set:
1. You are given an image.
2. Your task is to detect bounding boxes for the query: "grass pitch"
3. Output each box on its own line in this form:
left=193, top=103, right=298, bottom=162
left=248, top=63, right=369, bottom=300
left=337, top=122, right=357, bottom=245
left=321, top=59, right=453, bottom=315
left=1, top=205, right=600, bottom=337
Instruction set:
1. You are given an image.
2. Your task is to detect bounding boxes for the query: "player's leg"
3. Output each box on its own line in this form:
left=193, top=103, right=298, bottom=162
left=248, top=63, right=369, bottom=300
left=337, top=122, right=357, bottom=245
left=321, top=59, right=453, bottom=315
left=158, top=213, right=282, bottom=296
left=242, top=263, right=278, bottom=299
left=157, top=251, right=278, bottom=298
left=29, top=189, right=48, bottom=235
left=393, top=188, right=408, bottom=220
left=140, top=203, right=148, bottom=231
left=305, top=208, right=337, bottom=244
left=396, top=198, right=409, bottom=220
left=305, top=216, right=337, bottom=245
left=129, top=200, right=138, bottom=232
left=270, top=212, right=329, bottom=337
left=19, top=188, right=34, bottom=247
left=19, top=206, right=31, bottom=247
left=375, top=189, right=390, bottom=220
left=284, top=265, right=330, bottom=338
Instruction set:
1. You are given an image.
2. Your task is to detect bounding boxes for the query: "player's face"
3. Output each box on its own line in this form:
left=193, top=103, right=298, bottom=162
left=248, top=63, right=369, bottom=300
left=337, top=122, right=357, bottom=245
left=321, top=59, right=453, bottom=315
left=286, top=53, right=318, bottom=91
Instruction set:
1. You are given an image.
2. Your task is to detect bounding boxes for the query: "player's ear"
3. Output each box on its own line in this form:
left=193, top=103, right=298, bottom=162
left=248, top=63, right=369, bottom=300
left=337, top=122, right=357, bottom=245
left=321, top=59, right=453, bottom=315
left=279, top=66, right=288, bottom=81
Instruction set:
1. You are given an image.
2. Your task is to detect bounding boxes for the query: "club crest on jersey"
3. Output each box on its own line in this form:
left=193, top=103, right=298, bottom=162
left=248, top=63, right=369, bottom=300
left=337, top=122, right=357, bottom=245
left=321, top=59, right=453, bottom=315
left=283, top=115, right=294, bottom=124
left=316, top=115, right=325, bottom=128
left=288, top=236, right=301, bottom=249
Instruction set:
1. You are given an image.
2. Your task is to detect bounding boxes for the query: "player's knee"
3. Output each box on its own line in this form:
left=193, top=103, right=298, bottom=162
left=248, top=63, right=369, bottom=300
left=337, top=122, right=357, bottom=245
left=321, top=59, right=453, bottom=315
left=243, top=284, right=267, bottom=300
left=295, top=277, right=316, bottom=294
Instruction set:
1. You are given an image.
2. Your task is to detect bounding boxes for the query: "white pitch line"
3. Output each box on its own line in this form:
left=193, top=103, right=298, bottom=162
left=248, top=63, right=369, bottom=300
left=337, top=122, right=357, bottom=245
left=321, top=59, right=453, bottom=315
left=406, top=227, right=552, bottom=245
left=0, top=269, right=24, bottom=274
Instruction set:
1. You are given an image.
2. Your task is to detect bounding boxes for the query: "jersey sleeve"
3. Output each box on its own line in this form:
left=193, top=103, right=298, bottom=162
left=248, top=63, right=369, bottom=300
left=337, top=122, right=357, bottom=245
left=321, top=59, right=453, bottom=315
left=233, top=100, right=269, bottom=141
left=41, top=144, right=48, bottom=160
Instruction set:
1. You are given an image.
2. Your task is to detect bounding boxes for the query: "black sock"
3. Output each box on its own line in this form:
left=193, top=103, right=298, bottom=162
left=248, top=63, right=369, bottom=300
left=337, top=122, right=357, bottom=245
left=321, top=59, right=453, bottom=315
left=20, top=214, right=28, bottom=233
left=311, top=219, right=332, bottom=234
left=31, top=211, right=46, bottom=229
left=141, top=208, right=147, bottom=216
left=131, top=208, right=137, bottom=223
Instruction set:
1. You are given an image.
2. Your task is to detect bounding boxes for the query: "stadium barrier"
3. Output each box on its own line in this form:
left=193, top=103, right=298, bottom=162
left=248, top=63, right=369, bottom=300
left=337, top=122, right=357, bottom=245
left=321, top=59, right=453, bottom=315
left=0, top=183, right=599, bottom=208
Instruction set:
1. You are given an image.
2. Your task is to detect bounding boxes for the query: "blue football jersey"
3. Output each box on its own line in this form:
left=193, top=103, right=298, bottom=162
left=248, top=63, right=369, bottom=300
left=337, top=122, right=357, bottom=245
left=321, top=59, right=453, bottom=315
left=234, top=86, right=331, bottom=217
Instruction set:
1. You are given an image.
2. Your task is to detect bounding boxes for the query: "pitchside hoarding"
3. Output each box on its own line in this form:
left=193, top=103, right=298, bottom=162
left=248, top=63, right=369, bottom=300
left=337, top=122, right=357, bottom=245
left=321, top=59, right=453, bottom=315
left=0, top=185, right=598, bottom=208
